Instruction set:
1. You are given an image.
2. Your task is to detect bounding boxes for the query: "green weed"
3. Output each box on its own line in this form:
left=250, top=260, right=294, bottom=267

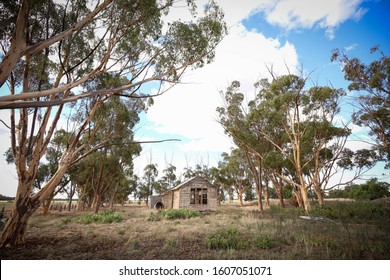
left=62, top=211, right=124, bottom=224
left=254, top=234, right=274, bottom=249
left=205, top=227, right=250, bottom=250
left=161, top=209, right=201, bottom=220
left=148, top=209, right=201, bottom=221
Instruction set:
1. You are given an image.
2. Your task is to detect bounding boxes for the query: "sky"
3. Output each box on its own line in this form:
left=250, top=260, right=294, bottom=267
left=132, top=0, right=390, bottom=180
left=0, top=0, right=389, bottom=197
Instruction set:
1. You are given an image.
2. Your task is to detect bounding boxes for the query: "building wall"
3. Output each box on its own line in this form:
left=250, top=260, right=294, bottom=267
left=179, top=180, right=217, bottom=211
left=148, top=195, right=162, bottom=209
left=173, top=189, right=180, bottom=209
left=162, top=192, right=173, bottom=209
left=161, top=177, right=217, bottom=210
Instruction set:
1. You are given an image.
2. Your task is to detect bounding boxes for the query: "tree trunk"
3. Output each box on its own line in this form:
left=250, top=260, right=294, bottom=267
left=0, top=205, right=34, bottom=248
left=109, top=185, right=118, bottom=211
left=256, top=186, right=263, bottom=211
left=0, top=181, right=38, bottom=248
left=300, top=187, right=311, bottom=212
left=263, top=179, right=269, bottom=208
left=278, top=188, right=285, bottom=207
left=1, top=163, right=70, bottom=248
left=257, top=163, right=264, bottom=210
left=67, top=196, right=73, bottom=212
left=314, top=187, right=324, bottom=206
left=238, top=190, right=244, bottom=207
left=276, top=178, right=285, bottom=207
left=93, top=193, right=101, bottom=214
left=270, top=175, right=285, bottom=207
left=255, top=172, right=264, bottom=211
left=42, top=193, right=55, bottom=215
left=67, top=183, right=76, bottom=211
left=292, top=187, right=304, bottom=208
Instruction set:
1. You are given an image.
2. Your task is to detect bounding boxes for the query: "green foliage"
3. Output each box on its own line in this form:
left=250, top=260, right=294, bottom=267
left=244, top=187, right=256, bottom=201
left=147, top=208, right=201, bottom=221
left=331, top=47, right=390, bottom=167
left=254, top=234, right=274, bottom=249
left=308, top=202, right=389, bottom=220
left=62, top=211, right=124, bottom=224
left=0, top=194, right=14, bottom=201
left=328, top=179, right=390, bottom=200
left=217, top=74, right=352, bottom=211
left=205, top=227, right=250, bottom=249
left=147, top=212, right=162, bottom=222
left=205, top=227, right=275, bottom=250
left=161, top=208, right=201, bottom=220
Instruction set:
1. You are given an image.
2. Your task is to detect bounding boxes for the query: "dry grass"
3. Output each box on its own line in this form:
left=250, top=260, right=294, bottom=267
left=0, top=200, right=389, bottom=260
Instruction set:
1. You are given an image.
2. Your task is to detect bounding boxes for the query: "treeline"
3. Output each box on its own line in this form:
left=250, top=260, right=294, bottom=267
left=0, top=195, right=14, bottom=201
left=328, top=179, right=390, bottom=201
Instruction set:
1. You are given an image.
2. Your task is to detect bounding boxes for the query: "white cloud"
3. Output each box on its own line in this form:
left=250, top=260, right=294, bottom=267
left=345, top=43, right=358, bottom=52
left=0, top=109, right=17, bottom=197
left=140, top=18, right=299, bottom=174
left=260, top=0, right=367, bottom=39
left=164, top=0, right=270, bottom=28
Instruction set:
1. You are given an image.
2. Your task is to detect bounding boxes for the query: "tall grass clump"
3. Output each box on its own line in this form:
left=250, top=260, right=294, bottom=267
left=309, top=201, right=389, bottom=220
left=161, top=209, right=201, bottom=220
left=147, top=208, right=201, bottom=221
left=205, top=227, right=250, bottom=249
left=62, top=211, right=124, bottom=224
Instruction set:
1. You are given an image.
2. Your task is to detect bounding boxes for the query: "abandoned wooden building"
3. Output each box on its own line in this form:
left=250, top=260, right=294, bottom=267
left=148, top=176, right=217, bottom=211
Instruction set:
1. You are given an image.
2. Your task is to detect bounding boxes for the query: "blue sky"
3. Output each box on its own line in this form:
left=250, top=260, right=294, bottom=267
left=0, top=0, right=389, bottom=196
left=132, top=0, right=390, bottom=182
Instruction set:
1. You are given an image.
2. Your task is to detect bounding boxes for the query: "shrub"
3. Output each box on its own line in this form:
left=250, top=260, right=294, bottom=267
left=308, top=205, right=339, bottom=219
left=147, top=212, right=161, bottom=222
left=309, top=202, right=389, bottom=220
left=254, top=234, right=274, bottom=249
left=147, top=209, right=201, bottom=221
left=328, top=179, right=390, bottom=200
left=160, top=209, right=201, bottom=220
left=205, top=227, right=249, bottom=250
left=63, top=211, right=124, bottom=224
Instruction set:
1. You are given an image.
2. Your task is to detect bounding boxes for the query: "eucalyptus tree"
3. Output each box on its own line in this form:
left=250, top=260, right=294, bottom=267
left=4, top=129, right=72, bottom=214
left=158, top=164, right=177, bottom=192
left=141, top=163, right=159, bottom=205
left=219, top=149, right=252, bottom=207
left=252, top=75, right=355, bottom=210
left=208, top=166, right=225, bottom=204
left=218, top=75, right=354, bottom=211
left=38, top=129, right=72, bottom=214
left=217, top=81, right=268, bottom=210
left=182, top=164, right=211, bottom=179
left=74, top=94, right=143, bottom=213
left=0, top=0, right=226, bottom=248
left=331, top=46, right=390, bottom=168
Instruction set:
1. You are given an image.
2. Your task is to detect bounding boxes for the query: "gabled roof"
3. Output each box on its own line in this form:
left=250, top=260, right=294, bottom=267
left=163, top=175, right=212, bottom=193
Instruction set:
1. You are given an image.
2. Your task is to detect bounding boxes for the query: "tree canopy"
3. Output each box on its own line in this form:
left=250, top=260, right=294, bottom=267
left=0, top=0, right=226, bottom=249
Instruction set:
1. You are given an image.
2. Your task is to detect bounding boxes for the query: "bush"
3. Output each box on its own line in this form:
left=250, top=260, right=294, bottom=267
left=160, top=209, right=201, bottom=220
left=147, top=208, right=201, bottom=221
left=147, top=212, right=162, bottom=222
left=328, top=179, right=390, bottom=200
left=308, top=205, right=339, bottom=219
left=63, top=211, right=124, bottom=224
left=254, top=234, right=274, bottom=249
left=205, top=227, right=250, bottom=250
left=309, top=202, right=389, bottom=220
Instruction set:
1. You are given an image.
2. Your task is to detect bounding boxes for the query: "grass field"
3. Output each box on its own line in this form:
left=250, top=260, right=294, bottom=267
left=1, top=199, right=389, bottom=260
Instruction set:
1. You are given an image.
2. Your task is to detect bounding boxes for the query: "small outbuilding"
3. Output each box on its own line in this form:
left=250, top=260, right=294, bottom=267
left=148, top=195, right=164, bottom=209
left=149, top=176, right=217, bottom=211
